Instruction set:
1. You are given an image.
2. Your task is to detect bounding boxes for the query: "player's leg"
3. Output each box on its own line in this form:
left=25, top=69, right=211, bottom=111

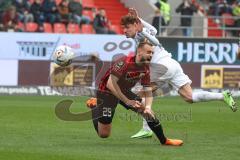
left=178, top=84, right=237, bottom=111
left=119, top=96, right=153, bottom=138
left=91, top=91, right=118, bottom=138
left=97, top=123, right=112, bottom=138
left=178, top=83, right=222, bottom=103
left=130, top=61, right=174, bottom=139
left=91, top=105, right=112, bottom=138
left=140, top=111, right=183, bottom=146
left=130, top=97, right=153, bottom=138
left=122, top=91, right=183, bottom=146
left=130, top=118, right=152, bottom=138
left=168, top=59, right=237, bottom=111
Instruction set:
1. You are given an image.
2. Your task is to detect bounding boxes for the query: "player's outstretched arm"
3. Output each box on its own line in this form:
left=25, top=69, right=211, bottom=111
left=139, top=28, right=161, bottom=46
left=107, top=74, right=142, bottom=109
left=139, top=18, right=157, bottom=36
left=107, top=74, right=128, bottom=103
left=142, top=87, right=153, bottom=109
left=141, top=87, right=155, bottom=120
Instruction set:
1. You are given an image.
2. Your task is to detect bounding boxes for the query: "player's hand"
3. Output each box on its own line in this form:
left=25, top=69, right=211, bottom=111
left=143, top=108, right=155, bottom=119
left=126, top=100, right=142, bottom=109
left=136, top=22, right=143, bottom=32
left=128, top=8, right=138, bottom=17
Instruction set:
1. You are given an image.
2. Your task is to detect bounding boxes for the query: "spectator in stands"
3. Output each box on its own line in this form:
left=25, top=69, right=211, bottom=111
left=0, top=11, right=4, bottom=31
left=13, top=0, right=34, bottom=24
left=57, top=0, right=71, bottom=23
left=152, top=9, right=164, bottom=35
left=30, top=0, right=45, bottom=25
left=218, top=0, right=233, bottom=15
left=93, top=8, right=116, bottom=34
left=154, top=0, right=171, bottom=36
left=0, top=0, right=12, bottom=31
left=0, top=23, right=3, bottom=31
left=42, top=0, right=61, bottom=24
left=68, top=0, right=91, bottom=25
left=191, top=0, right=205, bottom=15
left=233, top=1, right=240, bottom=36
left=214, top=0, right=233, bottom=23
left=176, top=0, right=198, bottom=36
left=208, top=0, right=220, bottom=16
left=0, top=0, right=12, bottom=14
left=2, top=6, right=22, bottom=32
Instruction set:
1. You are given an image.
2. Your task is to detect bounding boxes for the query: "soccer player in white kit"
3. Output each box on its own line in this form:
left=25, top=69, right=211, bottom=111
left=121, top=8, right=237, bottom=139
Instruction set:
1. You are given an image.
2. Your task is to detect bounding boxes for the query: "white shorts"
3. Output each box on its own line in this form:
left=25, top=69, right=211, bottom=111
left=150, top=57, right=192, bottom=91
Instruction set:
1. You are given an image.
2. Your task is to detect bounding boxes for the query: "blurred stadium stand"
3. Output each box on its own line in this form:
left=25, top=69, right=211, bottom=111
left=0, top=0, right=239, bottom=37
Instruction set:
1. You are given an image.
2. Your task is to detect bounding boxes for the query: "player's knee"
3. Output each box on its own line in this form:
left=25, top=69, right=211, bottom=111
left=97, top=127, right=111, bottom=138
left=98, top=132, right=110, bottom=138
left=183, top=95, right=193, bottom=103
left=179, top=84, right=193, bottom=103
left=181, top=92, right=193, bottom=103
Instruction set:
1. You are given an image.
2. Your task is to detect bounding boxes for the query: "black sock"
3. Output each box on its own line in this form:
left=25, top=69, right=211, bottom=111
left=146, top=117, right=167, bottom=144
left=91, top=106, right=99, bottom=133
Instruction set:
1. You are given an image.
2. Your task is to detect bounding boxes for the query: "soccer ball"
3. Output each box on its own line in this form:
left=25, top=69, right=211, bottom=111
left=52, top=45, right=75, bottom=67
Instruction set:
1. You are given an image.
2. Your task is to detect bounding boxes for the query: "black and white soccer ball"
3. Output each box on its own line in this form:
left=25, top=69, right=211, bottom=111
left=52, top=45, right=75, bottom=67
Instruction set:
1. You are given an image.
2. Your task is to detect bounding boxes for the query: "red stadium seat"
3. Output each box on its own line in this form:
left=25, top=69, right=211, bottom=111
left=53, top=23, right=67, bottom=33
left=82, top=10, right=94, bottom=21
left=43, top=23, right=53, bottom=33
left=25, top=22, right=38, bottom=32
left=67, top=23, right=80, bottom=34
left=17, top=22, right=25, bottom=31
left=55, top=0, right=62, bottom=5
left=222, top=13, right=235, bottom=26
left=82, top=0, right=95, bottom=8
left=81, top=24, right=94, bottom=34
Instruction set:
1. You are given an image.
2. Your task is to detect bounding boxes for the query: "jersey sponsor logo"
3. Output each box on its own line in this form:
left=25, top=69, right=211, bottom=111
left=125, top=71, right=146, bottom=81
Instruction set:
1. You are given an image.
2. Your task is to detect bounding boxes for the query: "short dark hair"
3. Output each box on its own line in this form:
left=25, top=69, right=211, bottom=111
left=137, top=41, right=153, bottom=49
left=120, top=15, right=139, bottom=26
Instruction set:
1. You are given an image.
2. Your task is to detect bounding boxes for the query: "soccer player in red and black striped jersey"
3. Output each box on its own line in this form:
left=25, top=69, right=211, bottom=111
left=90, top=42, right=182, bottom=146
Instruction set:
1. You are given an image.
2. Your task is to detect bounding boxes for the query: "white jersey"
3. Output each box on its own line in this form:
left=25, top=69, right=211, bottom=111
left=133, top=19, right=191, bottom=91
left=134, top=18, right=171, bottom=63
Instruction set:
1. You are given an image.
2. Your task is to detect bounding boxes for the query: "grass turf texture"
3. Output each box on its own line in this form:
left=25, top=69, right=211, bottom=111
left=0, top=96, right=239, bottom=160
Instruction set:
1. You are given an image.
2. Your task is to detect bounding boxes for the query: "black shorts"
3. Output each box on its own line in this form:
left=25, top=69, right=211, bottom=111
left=97, top=90, right=142, bottom=124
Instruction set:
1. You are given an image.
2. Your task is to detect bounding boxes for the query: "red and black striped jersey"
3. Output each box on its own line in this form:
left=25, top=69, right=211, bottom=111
left=98, top=55, right=150, bottom=92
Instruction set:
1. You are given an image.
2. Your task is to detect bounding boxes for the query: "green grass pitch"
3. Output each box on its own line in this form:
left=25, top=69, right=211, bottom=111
left=0, top=95, right=239, bottom=160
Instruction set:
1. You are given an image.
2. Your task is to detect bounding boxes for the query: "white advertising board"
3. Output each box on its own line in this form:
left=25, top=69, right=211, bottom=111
left=0, top=32, right=135, bottom=61
left=0, top=60, right=18, bottom=86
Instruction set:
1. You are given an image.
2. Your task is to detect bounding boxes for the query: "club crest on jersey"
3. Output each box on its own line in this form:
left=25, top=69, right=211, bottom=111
left=114, top=61, right=124, bottom=70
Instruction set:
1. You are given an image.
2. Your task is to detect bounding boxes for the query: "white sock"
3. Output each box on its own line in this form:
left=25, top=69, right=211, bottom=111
left=143, top=118, right=151, bottom=131
left=192, top=91, right=224, bottom=102
left=141, top=97, right=152, bottom=131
